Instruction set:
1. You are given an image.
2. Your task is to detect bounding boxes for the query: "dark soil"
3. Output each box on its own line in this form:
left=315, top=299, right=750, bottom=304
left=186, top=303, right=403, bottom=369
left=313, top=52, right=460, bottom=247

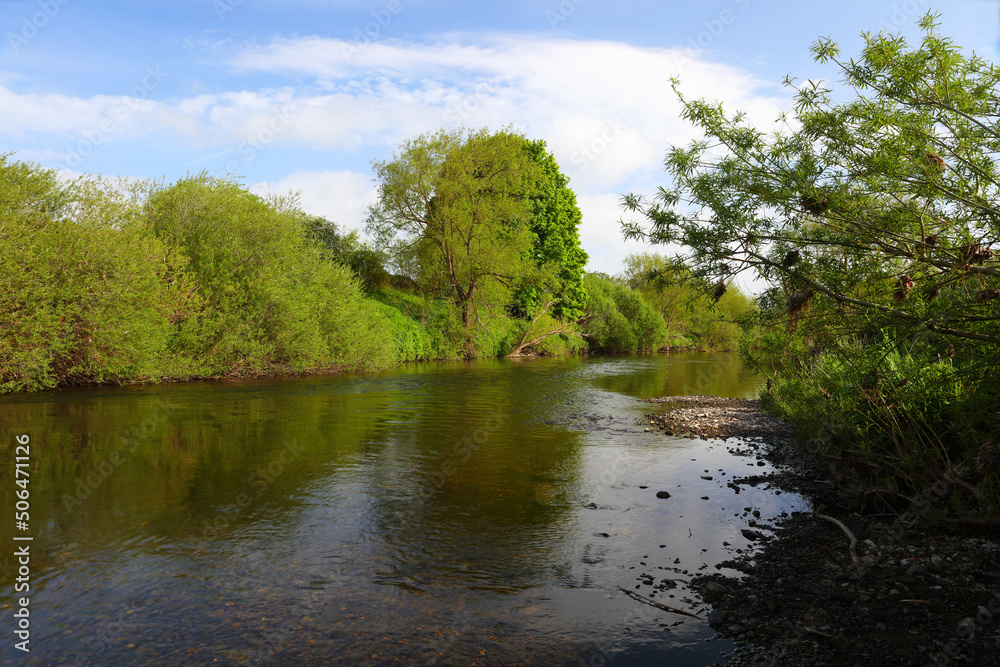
left=644, top=395, right=1000, bottom=666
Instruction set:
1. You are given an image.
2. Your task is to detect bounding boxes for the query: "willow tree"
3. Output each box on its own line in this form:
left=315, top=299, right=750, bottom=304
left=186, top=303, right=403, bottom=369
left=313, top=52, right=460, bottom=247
left=366, top=127, right=548, bottom=352
left=621, top=14, right=1000, bottom=492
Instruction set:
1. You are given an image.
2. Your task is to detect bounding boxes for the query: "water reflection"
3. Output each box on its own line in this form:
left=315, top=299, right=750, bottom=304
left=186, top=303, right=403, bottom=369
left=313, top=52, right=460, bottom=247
left=0, top=353, right=797, bottom=665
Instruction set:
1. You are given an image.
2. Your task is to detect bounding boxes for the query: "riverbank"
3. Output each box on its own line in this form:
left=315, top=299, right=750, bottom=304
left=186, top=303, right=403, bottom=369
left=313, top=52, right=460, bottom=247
left=643, top=395, right=1000, bottom=666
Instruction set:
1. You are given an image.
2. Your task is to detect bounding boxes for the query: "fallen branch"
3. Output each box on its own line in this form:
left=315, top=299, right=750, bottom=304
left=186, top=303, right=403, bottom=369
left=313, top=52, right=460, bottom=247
left=618, top=587, right=701, bottom=619
left=802, top=626, right=834, bottom=639
left=938, top=516, right=1000, bottom=529
left=815, top=511, right=861, bottom=572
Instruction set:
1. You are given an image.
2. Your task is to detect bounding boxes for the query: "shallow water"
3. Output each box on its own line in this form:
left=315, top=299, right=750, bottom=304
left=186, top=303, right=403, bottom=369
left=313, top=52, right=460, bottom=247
left=0, top=353, right=808, bottom=665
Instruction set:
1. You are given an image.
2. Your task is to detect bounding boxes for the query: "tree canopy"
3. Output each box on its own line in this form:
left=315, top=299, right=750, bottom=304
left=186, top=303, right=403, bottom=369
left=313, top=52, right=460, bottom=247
left=622, top=13, right=999, bottom=359
left=365, top=127, right=588, bottom=354
left=620, top=13, right=999, bottom=496
left=520, top=138, right=589, bottom=321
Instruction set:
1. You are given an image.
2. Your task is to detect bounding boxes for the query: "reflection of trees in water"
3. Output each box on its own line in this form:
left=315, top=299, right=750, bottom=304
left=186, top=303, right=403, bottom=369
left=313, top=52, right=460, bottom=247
left=359, top=363, right=586, bottom=597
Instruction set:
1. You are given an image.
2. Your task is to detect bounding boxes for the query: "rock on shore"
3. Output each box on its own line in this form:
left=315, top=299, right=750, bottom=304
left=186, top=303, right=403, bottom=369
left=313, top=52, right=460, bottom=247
left=643, top=395, right=794, bottom=439
left=643, top=394, right=1000, bottom=666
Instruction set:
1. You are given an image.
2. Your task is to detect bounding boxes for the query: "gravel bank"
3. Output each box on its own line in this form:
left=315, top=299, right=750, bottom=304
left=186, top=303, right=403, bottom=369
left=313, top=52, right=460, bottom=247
left=643, top=395, right=1000, bottom=666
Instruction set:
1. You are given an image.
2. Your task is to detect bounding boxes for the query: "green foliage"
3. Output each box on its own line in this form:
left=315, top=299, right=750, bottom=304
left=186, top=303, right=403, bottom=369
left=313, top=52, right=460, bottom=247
left=621, top=252, right=755, bottom=350
left=621, top=14, right=999, bottom=512
left=0, top=158, right=190, bottom=391
left=147, top=175, right=393, bottom=373
left=520, top=139, right=589, bottom=320
left=371, top=287, right=464, bottom=361
left=0, top=158, right=408, bottom=393
left=367, top=127, right=544, bottom=352
left=762, top=339, right=998, bottom=513
left=302, top=216, right=390, bottom=292
left=366, top=127, right=590, bottom=356
left=581, top=274, right=667, bottom=353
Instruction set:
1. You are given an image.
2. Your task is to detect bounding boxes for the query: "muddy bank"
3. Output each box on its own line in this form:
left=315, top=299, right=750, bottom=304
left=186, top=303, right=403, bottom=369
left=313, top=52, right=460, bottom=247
left=642, top=395, right=1000, bottom=666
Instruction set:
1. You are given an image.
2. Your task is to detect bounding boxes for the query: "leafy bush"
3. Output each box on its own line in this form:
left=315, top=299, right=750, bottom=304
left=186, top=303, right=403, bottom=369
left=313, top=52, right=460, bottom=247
left=0, top=158, right=190, bottom=391
left=761, top=338, right=998, bottom=512
left=581, top=274, right=667, bottom=353
left=147, top=174, right=394, bottom=374
left=620, top=252, right=754, bottom=351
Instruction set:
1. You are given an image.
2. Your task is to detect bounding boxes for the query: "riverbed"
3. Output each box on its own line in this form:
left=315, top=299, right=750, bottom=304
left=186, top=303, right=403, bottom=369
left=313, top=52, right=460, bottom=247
left=0, top=353, right=809, bottom=665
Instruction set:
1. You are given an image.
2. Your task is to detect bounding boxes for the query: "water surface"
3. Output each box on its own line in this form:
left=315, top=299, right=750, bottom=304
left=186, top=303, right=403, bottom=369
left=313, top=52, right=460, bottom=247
left=0, top=353, right=807, bottom=665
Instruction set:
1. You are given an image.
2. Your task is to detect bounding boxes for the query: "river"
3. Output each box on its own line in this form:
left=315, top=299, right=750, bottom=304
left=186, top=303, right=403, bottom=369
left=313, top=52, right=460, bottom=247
left=0, top=352, right=809, bottom=665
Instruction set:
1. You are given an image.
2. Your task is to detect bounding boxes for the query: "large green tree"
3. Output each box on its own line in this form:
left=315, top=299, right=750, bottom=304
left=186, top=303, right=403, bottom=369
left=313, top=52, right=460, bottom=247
left=518, top=138, right=589, bottom=321
left=621, top=14, right=999, bottom=495
left=366, top=127, right=587, bottom=354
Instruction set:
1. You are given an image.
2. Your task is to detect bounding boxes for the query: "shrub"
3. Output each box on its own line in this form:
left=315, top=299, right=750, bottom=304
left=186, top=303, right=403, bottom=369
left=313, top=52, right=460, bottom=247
left=581, top=274, right=667, bottom=353
left=0, top=158, right=190, bottom=391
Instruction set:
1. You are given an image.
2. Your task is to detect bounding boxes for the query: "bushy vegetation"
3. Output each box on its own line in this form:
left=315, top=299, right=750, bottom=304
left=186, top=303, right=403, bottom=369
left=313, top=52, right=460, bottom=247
left=1, top=159, right=190, bottom=391
left=622, top=14, right=1000, bottom=516
left=581, top=273, right=667, bottom=353
left=620, top=252, right=754, bottom=351
left=2, top=128, right=751, bottom=394
left=1, top=158, right=397, bottom=392
left=148, top=175, right=395, bottom=374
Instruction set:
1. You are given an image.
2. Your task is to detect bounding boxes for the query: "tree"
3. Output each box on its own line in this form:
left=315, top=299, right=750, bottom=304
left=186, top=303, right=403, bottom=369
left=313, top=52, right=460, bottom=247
left=366, top=127, right=558, bottom=353
left=581, top=273, right=667, bottom=353
left=622, top=14, right=998, bottom=356
left=620, top=14, right=1000, bottom=494
left=621, top=253, right=755, bottom=350
left=148, top=175, right=394, bottom=373
left=302, top=215, right=390, bottom=292
left=517, top=139, right=589, bottom=321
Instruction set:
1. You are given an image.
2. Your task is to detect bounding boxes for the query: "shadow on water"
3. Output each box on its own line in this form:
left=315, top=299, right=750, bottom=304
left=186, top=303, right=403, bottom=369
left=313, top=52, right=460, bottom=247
left=0, top=353, right=802, bottom=665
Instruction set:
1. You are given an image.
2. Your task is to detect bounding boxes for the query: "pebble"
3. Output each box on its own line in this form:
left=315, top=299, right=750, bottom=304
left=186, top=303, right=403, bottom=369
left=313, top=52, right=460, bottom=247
left=705, top=581, right=729, bottom=595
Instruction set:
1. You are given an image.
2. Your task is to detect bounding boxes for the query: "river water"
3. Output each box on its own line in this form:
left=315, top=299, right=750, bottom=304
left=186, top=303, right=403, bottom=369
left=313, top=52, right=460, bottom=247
left=0, top=353, right=809, bottom=665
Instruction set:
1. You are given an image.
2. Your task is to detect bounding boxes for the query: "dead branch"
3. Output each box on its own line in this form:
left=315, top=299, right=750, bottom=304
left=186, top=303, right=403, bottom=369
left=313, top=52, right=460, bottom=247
left=815, top=511, right=861, bottom=572
left=618, top=587, right=701, bottom=619
left=507, top=299, right=580, bottom=357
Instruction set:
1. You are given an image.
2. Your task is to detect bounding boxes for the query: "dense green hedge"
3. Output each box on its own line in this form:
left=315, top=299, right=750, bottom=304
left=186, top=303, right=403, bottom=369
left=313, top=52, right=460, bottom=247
left=1, top=156, right=750, bottom=394
left=581, top=274, right=667, bottom=353
left=0, top=159, right=397, bottom=391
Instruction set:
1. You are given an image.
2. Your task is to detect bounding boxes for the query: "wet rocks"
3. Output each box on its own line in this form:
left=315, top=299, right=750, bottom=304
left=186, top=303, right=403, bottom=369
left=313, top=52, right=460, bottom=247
left=699, top=465, right=1000, bottom=666
left=640, top=396, right=1000, bottom=665
left=642, top=395, right=795, bottom=440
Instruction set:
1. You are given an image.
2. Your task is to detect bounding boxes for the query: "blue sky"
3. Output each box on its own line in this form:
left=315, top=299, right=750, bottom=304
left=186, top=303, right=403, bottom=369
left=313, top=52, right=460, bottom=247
left=2, top=0, right=999, bottom=277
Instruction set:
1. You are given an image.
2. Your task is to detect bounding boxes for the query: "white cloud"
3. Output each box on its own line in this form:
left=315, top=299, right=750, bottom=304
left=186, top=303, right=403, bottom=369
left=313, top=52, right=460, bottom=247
left=223, top=33, right=790, bottom=189
left=251, top=169, right=376, bottom=230
left=577, top=192, right=654, bottom=275
left=1, top=33, right=792, bottom=272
